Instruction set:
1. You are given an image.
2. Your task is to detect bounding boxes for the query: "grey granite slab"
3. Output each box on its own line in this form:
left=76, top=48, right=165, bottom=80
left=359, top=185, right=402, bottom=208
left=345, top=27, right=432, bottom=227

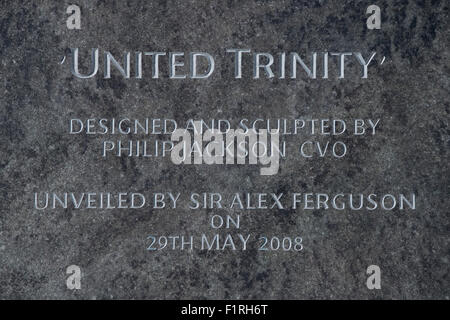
left=0, top=0, right=448, bottom=299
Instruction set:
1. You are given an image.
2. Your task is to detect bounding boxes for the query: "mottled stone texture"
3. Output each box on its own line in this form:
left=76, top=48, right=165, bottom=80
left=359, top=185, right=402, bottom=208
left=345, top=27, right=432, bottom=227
left=0, top=0, right=448, bottom=299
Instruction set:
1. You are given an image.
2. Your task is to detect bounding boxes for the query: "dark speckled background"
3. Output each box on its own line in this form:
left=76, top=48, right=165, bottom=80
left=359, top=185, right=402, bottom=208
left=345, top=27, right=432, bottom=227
left=0, top=0, right=449, bottom=299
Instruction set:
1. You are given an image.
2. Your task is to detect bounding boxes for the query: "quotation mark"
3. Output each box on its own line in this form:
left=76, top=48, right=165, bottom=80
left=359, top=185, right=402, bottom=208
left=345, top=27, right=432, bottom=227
left=62, top=4, right=81, bottom=64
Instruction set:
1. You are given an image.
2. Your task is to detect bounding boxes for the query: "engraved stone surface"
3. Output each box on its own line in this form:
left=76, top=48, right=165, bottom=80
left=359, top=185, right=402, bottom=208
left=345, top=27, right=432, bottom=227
left=0, top=0, right=448, bottom=299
